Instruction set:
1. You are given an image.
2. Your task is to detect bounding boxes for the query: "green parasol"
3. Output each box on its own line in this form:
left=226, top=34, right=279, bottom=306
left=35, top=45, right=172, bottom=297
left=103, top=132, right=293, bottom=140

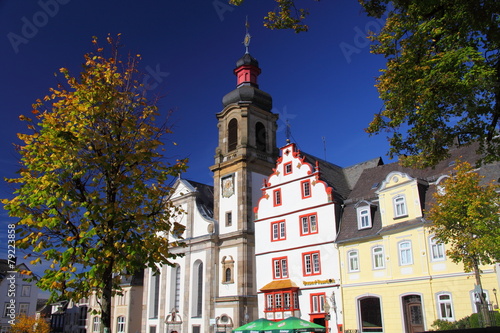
left=233, top=318, right=275, bottom=333
left=264, top=317, right=326, bottom=333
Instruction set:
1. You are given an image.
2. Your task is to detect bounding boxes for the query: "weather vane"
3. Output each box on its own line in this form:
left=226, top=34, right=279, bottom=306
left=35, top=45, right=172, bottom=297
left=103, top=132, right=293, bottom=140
left=244, top=16, right=251, bottom=54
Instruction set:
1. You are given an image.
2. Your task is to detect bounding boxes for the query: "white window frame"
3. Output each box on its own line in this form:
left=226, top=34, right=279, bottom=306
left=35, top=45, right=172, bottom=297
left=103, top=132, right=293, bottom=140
left=117, top=316, right=126, bottom=333
left=303, top=252, right=321, bottom=276
left=273, top=257, right=288, bottom=279
left=372, top=246, right=385, bottom=269
left=18, top=303, right=29, bottom=315
left=311, top=293, right=325, bottom=313
left=21, top=285, right=31, bottom=297
left=393, top=195, right=407, bottom=218
left=357, top=206, right=372, bottom=229
left=399, top=241, right=413, bottom=265
left=470, top=290, right=490, bottom=313
left=348, top=250, right=359, bottom=272
left=92, top=317, right=101, bottom=333
left=271, top=221, right=286, bottom=241
left=437, top=292, right=454, bottom=321
left=430, top=236, right=445, bottom=261
left=300, top=213, right=318, bottom=235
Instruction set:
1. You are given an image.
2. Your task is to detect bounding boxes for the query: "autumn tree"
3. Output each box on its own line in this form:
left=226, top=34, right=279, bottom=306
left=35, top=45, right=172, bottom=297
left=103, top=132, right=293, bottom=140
left=229, top=0, right=314, bottom=32
left=428, top=161, right=500, bottom=324
left=233, top=0, right=500, bottom=168
left=10, top=314, right=51, bottom=333
left=2, top=35, right=187, bottom=332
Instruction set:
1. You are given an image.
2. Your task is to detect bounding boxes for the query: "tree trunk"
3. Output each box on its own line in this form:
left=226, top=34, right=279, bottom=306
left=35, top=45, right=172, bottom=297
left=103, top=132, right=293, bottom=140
left=473, top=259, right=492, bottom=327
left=101, top=261, right=114, bottom=333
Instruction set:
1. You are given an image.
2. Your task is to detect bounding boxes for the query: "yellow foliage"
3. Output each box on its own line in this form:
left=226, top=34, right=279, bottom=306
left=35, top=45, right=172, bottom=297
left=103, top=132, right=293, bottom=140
left=10, top=314, right=51, bottom=333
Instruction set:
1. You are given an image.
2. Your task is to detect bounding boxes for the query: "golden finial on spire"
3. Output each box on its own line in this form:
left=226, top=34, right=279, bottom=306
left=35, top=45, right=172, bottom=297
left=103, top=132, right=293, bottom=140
left=244, top=16, right=251, bottom=54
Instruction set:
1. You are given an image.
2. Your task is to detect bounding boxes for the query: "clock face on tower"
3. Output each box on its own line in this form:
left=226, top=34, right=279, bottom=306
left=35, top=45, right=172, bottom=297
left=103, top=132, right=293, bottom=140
left=222, top=175, right=235, bottom=198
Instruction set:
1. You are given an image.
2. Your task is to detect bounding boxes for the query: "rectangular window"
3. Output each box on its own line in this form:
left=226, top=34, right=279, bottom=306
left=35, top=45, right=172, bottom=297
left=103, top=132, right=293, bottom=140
left=300, top=213, right=318, bottom=236
left=303, top=251, right=321, bottom=276
left=19, top=303, right=29, bottom=315
left=399, top=241, right=413, bottom=265
left=357, top=207, right=371, bottom=229
left=430, top=237, right=445, bottom=261
left=273, top=189, right=282, bottom=206
left=266, top=294, right=274, bottom=311
left=394, top=196, right=407, bottom=217
left=275, top=293, right=282, bottom=309
left=225, top=211, right=232, bottom=227
left=372, top=246, right=385, bottom=269
left=273, top=257, right=288, bottom=279
left=21, top=285, right=31, bottom=297
left=284, top=162, right=292, bottom=175
left=283, top=292, right=291, bottom=309
left=311, top=293, right=325, bottom=313
left=301, top=180, right=311, bottom=198
left=348, top=250, right=359, bottom=272
left=271, top=220, right=286, bottom=241
left=438, top=294, right=454, bottom=321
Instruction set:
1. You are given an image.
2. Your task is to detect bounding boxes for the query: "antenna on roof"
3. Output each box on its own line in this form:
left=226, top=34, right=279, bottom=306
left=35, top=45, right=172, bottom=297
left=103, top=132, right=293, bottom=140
left=285, top=119, right=291, bottom=144
left=322, top=136, right=327, bottom=161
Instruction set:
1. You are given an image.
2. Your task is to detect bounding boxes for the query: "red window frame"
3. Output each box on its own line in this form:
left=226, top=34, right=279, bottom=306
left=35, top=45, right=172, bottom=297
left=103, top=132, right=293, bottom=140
left=301, top=180, right=311, bottom=198
left=284, top=162, right=293, bottom=175
left=271, top=220, right=286, bottom=241
left=265, top=290, right=299, bottom=313
left=272, top=257, right=288, bottom=279
left=273, top=189, right=282, bottom=207
left=302, top=251, right=321, bottom=276
left=310, top=293, right=326, bottom=313
left=299, top=213, right=318, bottom=236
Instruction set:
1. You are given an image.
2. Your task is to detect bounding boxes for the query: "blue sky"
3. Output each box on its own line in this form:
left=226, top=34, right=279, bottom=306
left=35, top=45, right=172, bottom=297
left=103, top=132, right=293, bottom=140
left=0, top=1, right=391, bottom=264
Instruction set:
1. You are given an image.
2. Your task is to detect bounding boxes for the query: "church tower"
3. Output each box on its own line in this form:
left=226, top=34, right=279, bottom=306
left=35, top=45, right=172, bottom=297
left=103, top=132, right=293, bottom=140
left=210, top=34, right=279, bottom=328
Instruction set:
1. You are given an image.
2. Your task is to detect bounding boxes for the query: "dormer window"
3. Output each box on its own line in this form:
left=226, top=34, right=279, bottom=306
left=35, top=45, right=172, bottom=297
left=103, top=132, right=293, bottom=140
left=393, top=195, right=407, bottom=218
left=357, top=206, right=372, bottom=229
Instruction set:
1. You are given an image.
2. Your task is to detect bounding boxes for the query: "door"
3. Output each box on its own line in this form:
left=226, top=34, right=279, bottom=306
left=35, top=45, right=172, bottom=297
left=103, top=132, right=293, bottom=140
left=402, top=295, right=425, bottom=333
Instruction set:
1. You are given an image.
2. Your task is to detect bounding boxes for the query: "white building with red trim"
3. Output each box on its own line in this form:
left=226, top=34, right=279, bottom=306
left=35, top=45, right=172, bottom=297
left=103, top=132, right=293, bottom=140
left=253, top=142, right=380, bottom=332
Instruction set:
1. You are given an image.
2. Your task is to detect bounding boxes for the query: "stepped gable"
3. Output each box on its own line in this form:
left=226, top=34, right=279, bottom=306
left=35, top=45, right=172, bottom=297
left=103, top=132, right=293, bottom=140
left=185, top=179, right=214, bottom=219
left=336, top=143, right=494, bottom=244
left=300, top=151, right=351, bottom=201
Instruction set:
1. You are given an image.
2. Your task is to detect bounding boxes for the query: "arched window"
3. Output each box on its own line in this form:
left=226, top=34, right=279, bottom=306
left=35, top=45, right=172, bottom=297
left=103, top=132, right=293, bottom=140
left=221, top=256, right=234, bottom=284
left=437, top=292, right=454, bottom=321
left=92, top=317, right=100, bottom=333
left=116, top=316, right=125, bottom=333
left=170, top=265, right=181, bottom=312
left=149, top=272, right=160, bottom=319
left=192, top=260, right=203, bottom=317
left=255, top=122, right=266, bottom=151
left=358, top=296, right=383, bottom=332
left=228, top=119, right=238, bottom=151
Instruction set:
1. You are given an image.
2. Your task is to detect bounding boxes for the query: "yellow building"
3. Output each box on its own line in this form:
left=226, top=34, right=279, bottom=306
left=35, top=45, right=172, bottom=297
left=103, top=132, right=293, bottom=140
left=336, top=145, right=499, bottom=333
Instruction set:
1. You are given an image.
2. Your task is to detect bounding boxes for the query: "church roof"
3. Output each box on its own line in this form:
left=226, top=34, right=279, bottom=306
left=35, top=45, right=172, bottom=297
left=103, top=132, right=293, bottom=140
left=185, top=179, right=214, bottom=219
left=222, top=85, right=273, bottom=110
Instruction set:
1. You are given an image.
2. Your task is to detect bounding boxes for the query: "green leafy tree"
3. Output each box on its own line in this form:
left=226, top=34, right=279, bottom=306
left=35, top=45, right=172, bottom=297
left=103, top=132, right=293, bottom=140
left=428, top=160, right=500, bottom=326
left=363, top=0, right=500, bottom=168
left=2, top=35, right=187, bottom=332
left=229, top=0, right=314, bottom=32
left=233, top=0, right=500, bottom=168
